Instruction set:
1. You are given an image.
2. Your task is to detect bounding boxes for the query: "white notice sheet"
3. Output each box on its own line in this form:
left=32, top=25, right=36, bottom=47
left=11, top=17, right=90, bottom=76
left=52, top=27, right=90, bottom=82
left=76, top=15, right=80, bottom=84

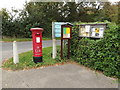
left=85, top=25, right=90, bottom=32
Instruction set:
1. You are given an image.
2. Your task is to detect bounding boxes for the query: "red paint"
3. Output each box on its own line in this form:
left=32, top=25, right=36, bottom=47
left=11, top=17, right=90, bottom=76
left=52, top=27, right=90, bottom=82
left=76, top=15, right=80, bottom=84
left=30, top=28, right=43, bottom=57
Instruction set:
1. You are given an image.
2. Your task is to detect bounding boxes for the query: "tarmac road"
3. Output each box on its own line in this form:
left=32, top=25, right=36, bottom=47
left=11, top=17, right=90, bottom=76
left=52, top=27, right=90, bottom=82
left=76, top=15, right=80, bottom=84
left=1, top=40, right=60, bottom=61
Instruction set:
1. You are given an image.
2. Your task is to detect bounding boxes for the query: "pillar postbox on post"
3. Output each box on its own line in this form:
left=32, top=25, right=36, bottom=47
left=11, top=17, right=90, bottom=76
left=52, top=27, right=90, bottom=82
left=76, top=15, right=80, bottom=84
left=30, top=28, right=44, bottom=63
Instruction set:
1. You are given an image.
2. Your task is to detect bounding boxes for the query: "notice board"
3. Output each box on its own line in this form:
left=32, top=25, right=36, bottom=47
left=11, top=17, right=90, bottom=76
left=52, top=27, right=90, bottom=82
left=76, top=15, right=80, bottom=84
left=79, top=23, right=107, bottom=38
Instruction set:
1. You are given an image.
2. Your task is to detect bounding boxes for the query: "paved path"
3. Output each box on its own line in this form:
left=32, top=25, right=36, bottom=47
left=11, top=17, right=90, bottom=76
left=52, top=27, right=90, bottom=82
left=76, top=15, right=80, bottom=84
left=2, top=64, right=118, bottom=88
left=1, top=40, right=118, bottom=88
left=1, top=40, right=60, bottom=61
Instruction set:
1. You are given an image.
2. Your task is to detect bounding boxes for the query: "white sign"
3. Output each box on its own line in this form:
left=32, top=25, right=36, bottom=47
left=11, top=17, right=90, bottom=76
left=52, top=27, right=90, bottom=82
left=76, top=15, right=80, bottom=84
left=54, top=22, right=68, bottom=37
left=79, top=26, right=90, bottom=37
left=91, top=32, right=95, bottom=37
left=85, top=25, right=90, bottom=32
left=91, top=28, right=95, bottom=32
left=36, top=37, right=40, bottom=43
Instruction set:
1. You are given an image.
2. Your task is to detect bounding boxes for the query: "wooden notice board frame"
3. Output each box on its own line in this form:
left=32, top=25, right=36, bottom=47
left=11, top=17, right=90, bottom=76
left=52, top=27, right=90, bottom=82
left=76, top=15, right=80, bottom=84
left=61, top=23, right=73, bottom=59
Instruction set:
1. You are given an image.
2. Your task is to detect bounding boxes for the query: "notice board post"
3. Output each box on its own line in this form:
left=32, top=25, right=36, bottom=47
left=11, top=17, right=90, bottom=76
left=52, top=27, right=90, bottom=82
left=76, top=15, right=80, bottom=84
left=52, top=22, right=67, bottom=59
left=52, top=22, right=56, bottom=59
left=61, top=23, right=73, bottom=59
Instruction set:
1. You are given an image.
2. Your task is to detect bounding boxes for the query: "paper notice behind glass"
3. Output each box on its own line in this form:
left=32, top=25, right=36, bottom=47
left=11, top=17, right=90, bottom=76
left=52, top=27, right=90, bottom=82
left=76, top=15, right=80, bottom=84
left=99, top=28, right=104, bottom=37
left=99, top=34, right=103, bottom=37
left=68, top=34, right=70, bottom=38
left=92, top=32, right=95, bottom=37
left=100, top=28, right=104, bottom=32
left=100, top=30, right=103, bottom=35
left=85, top=25, right=90, bottom=32
left=92, top=28, right=95, bottom=32
left=99, top=31, right=103, bottom=37
left=100, top=28, right=104, bottom=30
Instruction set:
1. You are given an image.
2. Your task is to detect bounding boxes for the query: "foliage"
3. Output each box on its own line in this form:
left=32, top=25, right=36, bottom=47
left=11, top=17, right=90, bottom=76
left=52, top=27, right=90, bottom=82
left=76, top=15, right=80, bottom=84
left=118, top=1, right=120, bottom=25
left=1, top=2, right=119, bottom=38
left=102, top=2, right=119, bottom=23
left=69, top=23, right=120, bottom=78
left=55, top=40, right=70, bottom=62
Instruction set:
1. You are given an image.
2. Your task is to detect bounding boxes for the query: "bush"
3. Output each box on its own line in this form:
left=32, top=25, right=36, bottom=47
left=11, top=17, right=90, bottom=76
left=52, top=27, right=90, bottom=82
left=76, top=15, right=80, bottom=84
left=70, top=23, right=120, bottom=78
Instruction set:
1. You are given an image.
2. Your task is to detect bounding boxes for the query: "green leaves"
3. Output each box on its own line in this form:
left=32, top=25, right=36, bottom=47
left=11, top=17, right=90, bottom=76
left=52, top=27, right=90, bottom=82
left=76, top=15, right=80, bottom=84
left=70, top=23, right=120, bottom=79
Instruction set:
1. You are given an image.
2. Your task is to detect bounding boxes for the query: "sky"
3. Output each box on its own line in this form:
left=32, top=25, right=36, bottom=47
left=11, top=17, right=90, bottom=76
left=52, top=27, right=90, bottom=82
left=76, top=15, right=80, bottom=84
left=0, top=0, right=30, bottom=11
left=0, top=0, right=120, bottom=11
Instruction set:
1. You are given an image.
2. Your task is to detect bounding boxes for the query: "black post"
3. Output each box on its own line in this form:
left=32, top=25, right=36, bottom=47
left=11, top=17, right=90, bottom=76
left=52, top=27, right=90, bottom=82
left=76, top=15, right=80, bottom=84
left=61, top=39, right=63, bottom=59
left=68, top=39, right=70, bottom=59
left=61, top=25, right=63, bottom=59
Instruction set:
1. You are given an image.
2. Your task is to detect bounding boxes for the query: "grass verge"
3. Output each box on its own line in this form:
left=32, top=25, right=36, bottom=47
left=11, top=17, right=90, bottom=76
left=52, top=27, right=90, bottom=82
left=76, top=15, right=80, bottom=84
left=2, top=46, right=66, bottom=71
left=2, top=46, right=119, bottom=80
left=1, top=37, right=52, bottom=42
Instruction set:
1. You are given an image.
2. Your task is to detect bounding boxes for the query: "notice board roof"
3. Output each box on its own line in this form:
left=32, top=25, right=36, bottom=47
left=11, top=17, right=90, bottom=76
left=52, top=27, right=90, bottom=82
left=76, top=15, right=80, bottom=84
left=79, top=23, right=107, bottom=26
left=62, top=23, right=73, bottom=26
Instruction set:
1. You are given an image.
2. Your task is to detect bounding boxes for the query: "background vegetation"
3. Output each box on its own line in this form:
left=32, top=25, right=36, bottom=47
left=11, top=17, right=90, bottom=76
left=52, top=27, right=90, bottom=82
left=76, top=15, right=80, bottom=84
left=0, top=1, right=119, bottom=38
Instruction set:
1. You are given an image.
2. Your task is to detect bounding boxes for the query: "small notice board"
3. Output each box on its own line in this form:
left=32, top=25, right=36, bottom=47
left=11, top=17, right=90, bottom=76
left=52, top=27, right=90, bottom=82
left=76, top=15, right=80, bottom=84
left=63, top=27, right=71, bottom=38
left=61, top=24, right=72, bottom=39
left=61, top=23, right=73, bottom=59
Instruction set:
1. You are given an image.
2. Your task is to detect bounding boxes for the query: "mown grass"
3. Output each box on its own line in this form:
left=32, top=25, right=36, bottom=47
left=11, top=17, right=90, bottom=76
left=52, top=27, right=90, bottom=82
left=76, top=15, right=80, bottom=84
left=1, top=37, right=52, bottom=42
left=2, top=46, right=63, bottom=71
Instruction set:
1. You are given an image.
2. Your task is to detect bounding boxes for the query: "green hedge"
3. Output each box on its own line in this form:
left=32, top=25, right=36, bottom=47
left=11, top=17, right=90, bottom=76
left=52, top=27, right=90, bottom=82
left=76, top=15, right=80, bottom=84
left=70, top=23, right=120, bottom=78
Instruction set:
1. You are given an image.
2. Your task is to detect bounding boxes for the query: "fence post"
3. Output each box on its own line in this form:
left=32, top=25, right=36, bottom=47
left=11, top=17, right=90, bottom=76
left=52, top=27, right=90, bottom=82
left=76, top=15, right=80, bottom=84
left=13, top=41, right=19, bottom=64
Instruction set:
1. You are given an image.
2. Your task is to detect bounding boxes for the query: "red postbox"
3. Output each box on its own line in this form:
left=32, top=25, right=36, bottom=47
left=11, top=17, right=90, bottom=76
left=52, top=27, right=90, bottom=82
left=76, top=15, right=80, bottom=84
left=30, top=28, right=44, bottom=63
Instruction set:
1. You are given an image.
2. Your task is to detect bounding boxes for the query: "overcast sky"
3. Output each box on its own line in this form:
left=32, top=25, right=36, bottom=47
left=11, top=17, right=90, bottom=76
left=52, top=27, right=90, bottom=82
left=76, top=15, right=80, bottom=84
left=0, top=0, right=120, bottom=11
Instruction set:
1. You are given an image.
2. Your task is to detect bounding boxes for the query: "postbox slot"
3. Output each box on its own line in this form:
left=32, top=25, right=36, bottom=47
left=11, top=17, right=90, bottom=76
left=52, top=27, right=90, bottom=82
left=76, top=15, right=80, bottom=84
left=35, top=33, right=40, bottom=35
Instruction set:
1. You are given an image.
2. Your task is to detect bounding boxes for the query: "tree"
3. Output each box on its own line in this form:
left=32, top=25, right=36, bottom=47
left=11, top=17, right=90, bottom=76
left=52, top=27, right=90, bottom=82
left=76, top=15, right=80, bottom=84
left=117, top=1, right=120, bottom=24
left=1, top=8, right=11, bottom=37
left=102, top=2, right=118, bottom=23
left=1, top=1, right=119, bottom=38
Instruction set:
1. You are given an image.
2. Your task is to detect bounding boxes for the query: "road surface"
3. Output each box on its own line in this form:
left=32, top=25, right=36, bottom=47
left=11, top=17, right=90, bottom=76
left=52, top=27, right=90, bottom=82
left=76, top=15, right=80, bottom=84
left=1, top=40, right=60, bottom=61
left=2, top=64, right=118, bottom=88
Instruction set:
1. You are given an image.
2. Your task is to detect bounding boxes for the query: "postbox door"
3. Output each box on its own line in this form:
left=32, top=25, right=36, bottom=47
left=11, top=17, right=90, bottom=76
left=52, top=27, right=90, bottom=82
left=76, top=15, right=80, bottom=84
left=33, top=32, right=42, bottom=57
